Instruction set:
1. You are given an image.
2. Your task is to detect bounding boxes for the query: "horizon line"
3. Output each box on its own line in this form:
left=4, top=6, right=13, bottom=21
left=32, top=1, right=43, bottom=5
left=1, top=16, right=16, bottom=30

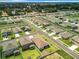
left=0, top=1, right=79, bottom=2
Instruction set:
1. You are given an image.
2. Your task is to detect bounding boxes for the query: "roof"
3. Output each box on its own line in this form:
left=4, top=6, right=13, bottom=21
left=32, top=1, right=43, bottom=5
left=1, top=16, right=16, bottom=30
left=72, top=36, right=79, bottom=43
left=48, top=25, right=63, bottom=33
left=0, top=40, right=18, bottom=51
left=50, top=27, right=63, bottom=33
left=1, top=28, right=11, bottom=33
left=59, top=31, right=73, bottom=39
left=52, top=18, right=62, bottom=23
left=32, top=38, right=49, bottom=49
left=12, top=27, right=21, bottom=33
left=60, top=22, right=76, bottom=27
left=19, top=36, right=32, bottom=46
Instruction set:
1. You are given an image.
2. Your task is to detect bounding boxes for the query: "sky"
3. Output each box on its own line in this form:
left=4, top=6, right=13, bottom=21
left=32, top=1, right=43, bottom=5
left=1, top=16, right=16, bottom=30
left=0, top=0, right=79, bottom=2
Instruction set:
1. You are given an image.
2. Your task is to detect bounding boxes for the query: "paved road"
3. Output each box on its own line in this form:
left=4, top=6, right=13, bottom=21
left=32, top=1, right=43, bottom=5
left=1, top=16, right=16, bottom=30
left=38, top=29, right=79, bottom=59
left=26, top=19, right=79, bottom=59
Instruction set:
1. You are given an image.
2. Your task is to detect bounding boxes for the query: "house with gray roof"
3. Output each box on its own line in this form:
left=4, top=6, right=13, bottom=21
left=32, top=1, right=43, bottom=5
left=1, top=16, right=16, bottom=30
left=19, top=36, right=33, bottom=51
left=72, top=36, right=79, bottom=45
left=58, top=31, right=73, bottom=39
left=0, top=39, right=19, bottom=57
left=60, top=22, right=77, bottom=29
left=52, top=18, right=62, bottom=24
left=12, top=27, right=22, bottom=33
left=48, top=25, right=63, bottom=34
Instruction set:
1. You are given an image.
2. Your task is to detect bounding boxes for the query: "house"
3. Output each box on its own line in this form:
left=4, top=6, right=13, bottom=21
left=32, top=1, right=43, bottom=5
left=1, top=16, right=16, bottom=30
left=32, top=38, right=49, bottom=51
left=60, top=22, right=77, bottom=29
left=19, top=36, right=33, bottom=51
left=72, top=36, right=79, bottom=45
left=52, top=18, right=62, bottom=24
left=58, top=31, right=73, bottom=39
left=12, top=27, right=21, bottom=38
left=47, top=25, right=63, bottom=34
left=0, top=40, right=19, bottom=57
left=12, top=27, right=21, bottom=33
left=21, top=26, right=31, bottom=32
left=1, top=29, right=12, bottom=37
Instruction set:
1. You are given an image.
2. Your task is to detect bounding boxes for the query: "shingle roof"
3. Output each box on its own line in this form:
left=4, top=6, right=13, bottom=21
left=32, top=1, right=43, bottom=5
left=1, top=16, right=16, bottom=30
left=59, top=32, right=73, bottom=39
left=60, top=22, right=76, bottom=28
left=72, top=36, right=79, bottom=43
left=19, top=36, right=32, bottom=46
left=0, top=40, right=18, bottom=51
left=48, top=25, right=63, bottom=33
left=32, top=38, right=49, bottom=49
left=12, top=27, right=21, bottom=33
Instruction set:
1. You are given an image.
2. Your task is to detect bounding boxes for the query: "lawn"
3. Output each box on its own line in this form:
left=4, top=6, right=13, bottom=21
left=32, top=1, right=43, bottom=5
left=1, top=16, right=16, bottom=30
left=6, top=56, right=14, bottom=59
left=57, top=49, right=74, bottom=59
left=60, top=39, right=73, bottom=46
left=21, top=46, right=41, bottom=59
left=5, top=54, right=22, bottom=59
left=0, top=31, right=3, bottom=41
left=15, top=54, right=23, bottom=59
left=30, top=26, right=36, bottom=34
left=19, top=31, right=25, bottom=36
left=66, top=15, right=79, bottom=20
left=8, top=33, right=15, bottom=40
left=76, top=47, right=79, bottom=52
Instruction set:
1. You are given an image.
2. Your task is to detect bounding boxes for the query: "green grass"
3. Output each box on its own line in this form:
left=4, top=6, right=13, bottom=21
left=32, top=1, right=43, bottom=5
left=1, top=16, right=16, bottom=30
left=15, top=54, right=23, bottom=59
left=66, top=15, right=79, bottom=20
left=6, top=55, right=22, bottom=59
left=22, top=46, right=41, bottom=59
left=0, top=31, right=3, bottom=41
left=30, top=27, right=35, bottom=34
left=57, top=49, right=74, bottom=59
left=76, top=47, right=79, bottom=52
left=6, top=56, right=14, bottom=59
left=8, top=33, right=15, bottom=40
left=60, top=39, right=72, bottom=46
left=19, top=31, right=25, bottom=36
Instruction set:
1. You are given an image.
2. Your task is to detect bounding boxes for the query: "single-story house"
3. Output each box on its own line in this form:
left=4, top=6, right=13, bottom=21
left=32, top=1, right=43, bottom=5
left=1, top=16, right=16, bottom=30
left=0, top=39, right=19, bottom=57
left=21, top=26, right=31, bottom=32
left=60, top=22, right=77, bottom=29
left=32, top=38, right=49, bottom=51
left=52, top=18, right=62, bottom=24
left=58, top=31, right=73, bottom=39
left=1, top=29, right=12, bottom=37
left=71, top=36, right=79, bottom=45
left=48, top=25, right=63, bottom=34
left=12, top=27, right=21, bottom=33
left=19, top=36, right=33, bottom=51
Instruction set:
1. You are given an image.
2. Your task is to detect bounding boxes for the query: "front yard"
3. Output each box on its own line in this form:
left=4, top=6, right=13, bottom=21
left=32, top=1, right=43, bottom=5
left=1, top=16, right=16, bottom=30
left=57, top=49, right=74, bottom=59
left=60, top=38, right=73, bottom=46
left=22, top=46, right=41, bottom=59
